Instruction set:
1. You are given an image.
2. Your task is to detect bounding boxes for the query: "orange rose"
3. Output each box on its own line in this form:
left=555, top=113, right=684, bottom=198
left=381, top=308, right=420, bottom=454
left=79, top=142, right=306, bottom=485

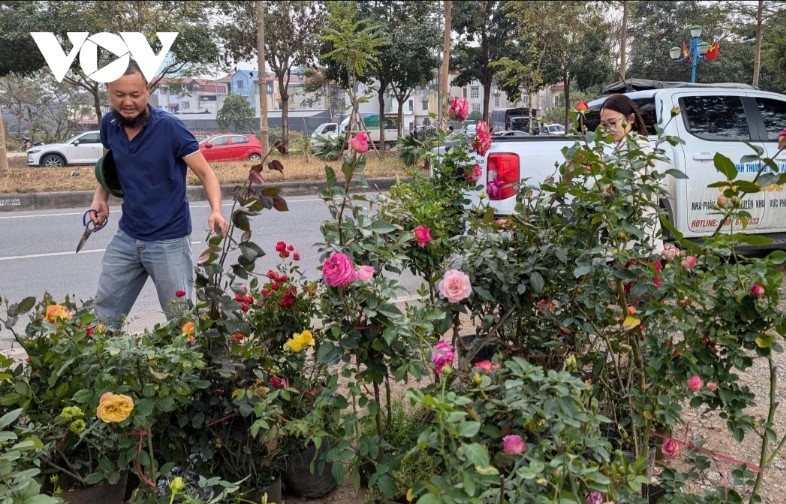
left=96, top=393, right=134, bottom=423
left=182, top=321, right=195, bottom=336
left=45, top=304, right=72, bottom=323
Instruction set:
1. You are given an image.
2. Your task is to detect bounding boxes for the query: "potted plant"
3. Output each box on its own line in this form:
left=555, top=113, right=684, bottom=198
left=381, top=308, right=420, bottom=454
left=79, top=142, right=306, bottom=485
left=0, top=294, right=211, bottom=502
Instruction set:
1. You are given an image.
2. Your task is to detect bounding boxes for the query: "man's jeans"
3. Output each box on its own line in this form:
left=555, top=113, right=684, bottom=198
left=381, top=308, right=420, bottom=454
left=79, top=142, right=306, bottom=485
left=95, top=229, right=193, bottom=329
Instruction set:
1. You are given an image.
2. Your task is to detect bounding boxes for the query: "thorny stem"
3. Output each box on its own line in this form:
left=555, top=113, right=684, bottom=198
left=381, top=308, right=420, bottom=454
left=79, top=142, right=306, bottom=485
left=751, top=355, right=778, bottom=501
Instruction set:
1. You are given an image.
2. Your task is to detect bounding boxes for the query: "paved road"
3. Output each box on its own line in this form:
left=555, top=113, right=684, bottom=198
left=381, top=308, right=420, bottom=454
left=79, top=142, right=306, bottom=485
left=0, top=195, right=424, bottom=343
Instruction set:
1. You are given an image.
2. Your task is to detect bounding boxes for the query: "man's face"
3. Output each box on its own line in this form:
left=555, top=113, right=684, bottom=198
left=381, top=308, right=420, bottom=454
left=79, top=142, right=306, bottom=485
left=107, top=72, right=149, bottom=123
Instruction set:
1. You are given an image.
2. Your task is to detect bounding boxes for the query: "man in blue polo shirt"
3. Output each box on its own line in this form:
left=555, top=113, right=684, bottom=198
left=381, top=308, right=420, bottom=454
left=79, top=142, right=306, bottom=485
left=88, top=60, right=227, bottom=329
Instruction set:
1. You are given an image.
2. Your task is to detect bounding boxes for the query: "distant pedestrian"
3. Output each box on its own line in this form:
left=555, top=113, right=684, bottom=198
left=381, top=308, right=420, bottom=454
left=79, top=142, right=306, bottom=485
left=88, top=59, right=228, bottom=329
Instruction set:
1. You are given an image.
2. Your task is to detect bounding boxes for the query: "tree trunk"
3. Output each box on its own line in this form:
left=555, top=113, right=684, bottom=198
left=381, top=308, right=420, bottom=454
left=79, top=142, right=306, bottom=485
left=439, top=0, right=452, bottom=129
left=563, top=75, right=571, bottom=129
left=620, top=0, right=628, bottom=80
left=753, top=0, right=763, bottom=88
left=378, top=83, right=387, bottom=154
left=278, top=73, right=290, bottom=146
left=0, top=119, right=9, bottom=174
left=256, top=1, right=269, bottom=153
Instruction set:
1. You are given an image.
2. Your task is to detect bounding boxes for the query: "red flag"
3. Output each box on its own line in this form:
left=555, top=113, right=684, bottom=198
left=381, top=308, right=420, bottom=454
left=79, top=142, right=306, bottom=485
left=682, top=41, right=691, bottom=62
left=705, top=40, right=720, bottom=62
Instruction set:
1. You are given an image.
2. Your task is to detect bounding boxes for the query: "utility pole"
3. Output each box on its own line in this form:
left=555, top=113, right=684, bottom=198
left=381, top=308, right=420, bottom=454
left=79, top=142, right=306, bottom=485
left=256, top=0, right=269, bottom=153
left=0, top=120, right=8, bottom=173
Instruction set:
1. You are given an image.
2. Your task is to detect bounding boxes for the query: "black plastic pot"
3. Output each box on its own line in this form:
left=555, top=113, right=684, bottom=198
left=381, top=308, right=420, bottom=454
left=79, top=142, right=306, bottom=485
left=281, top=443, right=337, bottom=498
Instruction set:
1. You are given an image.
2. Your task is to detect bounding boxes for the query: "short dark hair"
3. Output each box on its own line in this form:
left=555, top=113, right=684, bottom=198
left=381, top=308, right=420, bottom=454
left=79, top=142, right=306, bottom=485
left=124, top=59, right=147, bottom=84
left=600, top=94, right=647, bottom=136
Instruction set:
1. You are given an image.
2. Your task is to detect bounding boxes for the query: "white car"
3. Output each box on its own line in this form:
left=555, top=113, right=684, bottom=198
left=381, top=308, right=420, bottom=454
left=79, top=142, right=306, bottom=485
left=27, top=130, right=103, bottom=167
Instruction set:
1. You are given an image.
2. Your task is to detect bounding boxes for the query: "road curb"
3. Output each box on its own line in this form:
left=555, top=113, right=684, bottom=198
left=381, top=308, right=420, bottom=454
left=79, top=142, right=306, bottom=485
left=0, top=178, right=402, bottom=212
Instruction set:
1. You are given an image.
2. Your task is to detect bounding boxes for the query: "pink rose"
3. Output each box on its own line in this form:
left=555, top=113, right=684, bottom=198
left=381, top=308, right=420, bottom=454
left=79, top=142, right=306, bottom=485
left=322, top=252, right=357, bottom=287
left=681, top=255, right=697, bottom=268
left=660, top=243, right=680, bottom=262
left=750, top=284, right=765, bottom=297
left=414, top=225, right=433, bottom=248
left=465, top=163, right=483, bottom=183
left=661, top=437, right=680, bottom=458
left=438, top=269, right=472, bottom=303
left=471, top=121, right=492, bottom=157
left=779, top=128, right=786, bottom=150
left=472, top=360, right=500, bottom=372
left=431, top=341, right=455, bottom=374
left=349, top=132, right=369, bottom=153
left=356, top=265, right=374, bottom=283
left=448, top=97, right=469, bottom=122
left=707, top=381, right=718, bottom=391
left=502, top=434, right=526, bottom=455
left=586, top=492, right=603, bottom=504
left=687, top=374, right=703, bottom=392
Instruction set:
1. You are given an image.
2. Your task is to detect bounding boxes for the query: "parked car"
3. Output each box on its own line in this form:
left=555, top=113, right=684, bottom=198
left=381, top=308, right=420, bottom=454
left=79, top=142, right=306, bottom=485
left=27, top=130, right=103, bottom=167
left=492, top=130, right=530, bottom=138
left=544, top=123, right=566, bottom=135
left=199, top=133, right=263, bottom=162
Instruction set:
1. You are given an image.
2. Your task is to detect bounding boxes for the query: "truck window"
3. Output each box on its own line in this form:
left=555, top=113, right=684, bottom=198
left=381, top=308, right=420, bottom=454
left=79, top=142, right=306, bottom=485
left=582, top=98, right=656, bottom=136
left=679, top=95, right=751, bottom=141
left=754, top=98, right=786, bottom=141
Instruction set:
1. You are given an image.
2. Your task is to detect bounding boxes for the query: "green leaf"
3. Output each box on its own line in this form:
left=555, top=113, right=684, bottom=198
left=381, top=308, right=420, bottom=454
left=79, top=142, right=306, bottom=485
left=458, top=421, right=481, bottom=438
left=370, top=220, right=397, bottom=233
left=714, top=153, right=738, bottom=180
left=529, top=272, right=544, bottom=293
left=0, top=408, right=22, bottom=430
left=458, top=442, right=489, bottom=467
left=664, top=168, right=689, bottom=179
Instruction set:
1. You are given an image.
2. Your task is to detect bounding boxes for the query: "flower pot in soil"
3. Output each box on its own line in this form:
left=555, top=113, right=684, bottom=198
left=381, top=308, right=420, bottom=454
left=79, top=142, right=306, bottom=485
left=59, top=472, right=128, bottom=504
left=281, top=443, right=336, bottom=498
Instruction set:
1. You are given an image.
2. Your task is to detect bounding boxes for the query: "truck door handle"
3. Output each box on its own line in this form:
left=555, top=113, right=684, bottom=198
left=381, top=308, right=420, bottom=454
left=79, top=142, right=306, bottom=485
left=692, top=152, right=714, bottom=160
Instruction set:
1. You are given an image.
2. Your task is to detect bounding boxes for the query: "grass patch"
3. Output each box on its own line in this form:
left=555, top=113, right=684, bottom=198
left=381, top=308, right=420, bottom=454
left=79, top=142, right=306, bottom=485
left=0, top=152, right=416, bottom=194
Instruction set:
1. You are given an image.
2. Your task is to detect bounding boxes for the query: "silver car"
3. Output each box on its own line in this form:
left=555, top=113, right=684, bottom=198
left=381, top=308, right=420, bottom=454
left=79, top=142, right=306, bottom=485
left=27, top=130, right=103, bottom=167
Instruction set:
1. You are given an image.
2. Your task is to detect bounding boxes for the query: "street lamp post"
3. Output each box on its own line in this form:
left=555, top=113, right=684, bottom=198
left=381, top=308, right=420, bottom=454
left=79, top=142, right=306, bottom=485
left=669, top=25, right=711, bottom=83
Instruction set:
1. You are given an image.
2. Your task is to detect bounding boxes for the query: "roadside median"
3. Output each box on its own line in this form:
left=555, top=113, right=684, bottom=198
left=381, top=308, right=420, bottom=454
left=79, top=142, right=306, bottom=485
left=0, top=177, right=402, bottom=212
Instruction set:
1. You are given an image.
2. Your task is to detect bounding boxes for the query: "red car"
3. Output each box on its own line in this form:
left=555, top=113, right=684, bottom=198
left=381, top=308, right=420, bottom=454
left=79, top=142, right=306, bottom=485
left=199, top=133, right=263, bottom=162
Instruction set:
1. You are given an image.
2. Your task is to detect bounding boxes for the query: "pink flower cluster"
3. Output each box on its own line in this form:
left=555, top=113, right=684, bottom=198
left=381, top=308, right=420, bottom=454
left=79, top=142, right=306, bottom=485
left=321, top=252, right=374, bottom=287
left=687, top=375, right=717, bottom=392
left=448, top=97, right=469, bottom=122
left=438, top=269, right=472, bottom=303
left=471, top=121, right=492, bottom=157
left=431, top=341, right=455, bottom=374
left=349, top=132, right=369, bottom=153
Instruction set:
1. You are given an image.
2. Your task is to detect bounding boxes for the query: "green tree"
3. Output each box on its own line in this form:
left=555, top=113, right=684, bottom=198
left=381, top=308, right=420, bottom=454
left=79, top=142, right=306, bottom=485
left=318, top=1, right=387, bottom=140
left=628, top=1, right=729, bottom=83
left=501, top=1, right=614, bottom=129
left=451, top=0, right=516, bottom=121
left=0, top=1, right=47, bottom=77
left=358, top=1, right=441, bottom=147
left=217, top=93, right=255, bottom=132
left=215, top=0, right=325, bottom=147
left=20, top=1, right=219, bottom=125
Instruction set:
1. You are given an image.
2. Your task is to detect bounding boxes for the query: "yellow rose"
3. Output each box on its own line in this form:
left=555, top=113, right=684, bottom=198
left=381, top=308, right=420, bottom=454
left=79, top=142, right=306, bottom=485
left=45, top=304, right=72, bottom=323
left=96, top=392, right=134, bottom=423
left=283, top=330, right=315, bottom=353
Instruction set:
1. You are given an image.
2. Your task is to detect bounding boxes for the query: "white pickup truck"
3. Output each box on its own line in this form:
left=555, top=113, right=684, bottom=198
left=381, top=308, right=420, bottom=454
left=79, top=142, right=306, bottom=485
left=474, top=82, right=786, bottom=247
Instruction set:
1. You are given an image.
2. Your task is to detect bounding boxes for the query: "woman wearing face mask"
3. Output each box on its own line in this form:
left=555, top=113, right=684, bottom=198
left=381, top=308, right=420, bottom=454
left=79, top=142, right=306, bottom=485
left=598, top=94, right=665, bottom=254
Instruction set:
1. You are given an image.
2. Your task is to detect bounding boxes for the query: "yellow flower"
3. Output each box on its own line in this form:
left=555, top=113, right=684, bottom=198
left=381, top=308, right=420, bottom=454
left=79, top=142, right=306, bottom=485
left=169, top=476, right=185, bottom=493
left=406, top=488, right=414, bottom=502
left=622, top=315, right=641, bottom=331
left=96, top=392, right=134, bottom=423
left=45, top=304, right=72, bottom=323
left=283, top=329, right=315, bottom=353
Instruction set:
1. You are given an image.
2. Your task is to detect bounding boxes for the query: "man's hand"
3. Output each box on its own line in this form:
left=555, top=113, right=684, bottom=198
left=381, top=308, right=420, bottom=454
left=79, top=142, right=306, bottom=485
left=209, top=212, right=228, bottom=237
left=90, top=189, right=110, bottom=226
